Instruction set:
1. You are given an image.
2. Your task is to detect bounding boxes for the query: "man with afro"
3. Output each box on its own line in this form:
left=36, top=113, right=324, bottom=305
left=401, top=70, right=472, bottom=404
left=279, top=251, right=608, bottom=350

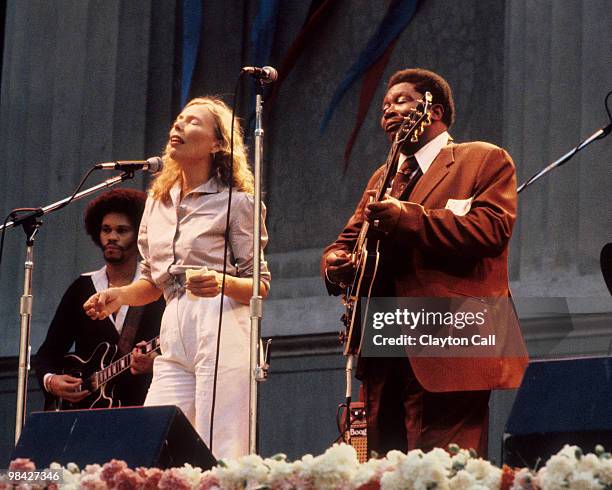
left=34, top=188, right=165, bottom=409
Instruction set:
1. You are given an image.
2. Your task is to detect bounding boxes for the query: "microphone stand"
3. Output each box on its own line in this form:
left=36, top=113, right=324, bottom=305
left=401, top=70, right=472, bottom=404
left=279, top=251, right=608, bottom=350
left=517, top=122, right=611, bottom=193
left=1, top=171, right=136, bottom=443
left=249, top=80, right=271, bottom=454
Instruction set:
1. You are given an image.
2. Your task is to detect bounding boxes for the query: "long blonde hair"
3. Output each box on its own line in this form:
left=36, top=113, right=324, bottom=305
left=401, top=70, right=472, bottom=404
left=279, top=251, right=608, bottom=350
left=150, top=96, right=254, bottom=201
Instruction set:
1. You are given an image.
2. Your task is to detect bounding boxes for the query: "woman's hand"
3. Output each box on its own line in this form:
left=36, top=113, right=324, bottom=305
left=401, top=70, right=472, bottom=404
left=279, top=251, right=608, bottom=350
left=186, top=270, right=223, bottom=298
left=83, top=288, right=123, bottom=320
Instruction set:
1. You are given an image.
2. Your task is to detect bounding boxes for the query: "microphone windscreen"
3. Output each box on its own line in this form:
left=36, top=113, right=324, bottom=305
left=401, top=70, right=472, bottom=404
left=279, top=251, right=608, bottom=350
left=146, top=156, right=163, bottom=172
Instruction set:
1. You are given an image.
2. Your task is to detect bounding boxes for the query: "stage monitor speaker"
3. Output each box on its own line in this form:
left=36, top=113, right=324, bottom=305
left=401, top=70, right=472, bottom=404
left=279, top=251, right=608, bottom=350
left=503, top=357, right=612, bottom=468
left=11, top=405, right=216, bottom=470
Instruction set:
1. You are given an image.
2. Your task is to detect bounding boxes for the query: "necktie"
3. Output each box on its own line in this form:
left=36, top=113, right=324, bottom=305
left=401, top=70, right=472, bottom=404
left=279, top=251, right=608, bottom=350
left=390, top=155, right=422, bottom=199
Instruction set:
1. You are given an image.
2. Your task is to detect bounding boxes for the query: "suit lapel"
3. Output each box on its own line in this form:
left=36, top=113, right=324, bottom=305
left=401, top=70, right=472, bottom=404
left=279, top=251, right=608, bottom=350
left=410, top=145, right=455, bottom=204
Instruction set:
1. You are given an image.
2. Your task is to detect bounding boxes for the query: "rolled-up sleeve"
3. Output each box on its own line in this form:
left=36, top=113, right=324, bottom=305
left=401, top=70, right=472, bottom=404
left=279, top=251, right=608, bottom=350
left=230, top=193, right=271, bottom=289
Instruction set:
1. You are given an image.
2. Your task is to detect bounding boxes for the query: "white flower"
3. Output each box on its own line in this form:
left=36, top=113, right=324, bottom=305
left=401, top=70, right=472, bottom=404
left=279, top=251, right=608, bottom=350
left=568, top=470, right=604, bottom=490
left=449, top=470, right=476, bottom=490
left=302, top=443, right=358, bottom=488
left=380, top=469, right=408, bottom=490
left=450, top=450, right=471, bottom=473
left=61, top=468, right=81, bottom=486
left=545, top=453, right=576, bottom=480
left=510, top=467, right=536, bottom=490
left=266, top=456, right=301, bottom=489
left=411, top=451, right=449, bottom=490
left=175, top=463, right=205, bottom=488
left=598, top=457, right=612, bottom=485
left=386, top=449, right=409, bottom=466
left=464, top=458, right=501, bottom=489
left=78, top=472, right=106, bottom=489
left=427, top=447, right=453, bottom=470
left=66, top=462, right=79, bottom=473
left=212, top=454, right=268, bottom=490
left=397, top=449, right=425, bottom=479
left=83, top=463, right=102, bottom=475
left=350, top=457, right=386, bottom=488
left=537, top=466, right=569, bottom=490
left=577, top=453, right=600, bottom=474
left=556, top=445, right=581, bottom=460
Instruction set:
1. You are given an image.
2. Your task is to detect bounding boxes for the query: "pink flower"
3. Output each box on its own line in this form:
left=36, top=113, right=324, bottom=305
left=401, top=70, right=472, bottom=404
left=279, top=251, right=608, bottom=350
left=100, top=459, right=128, bottom=488
left=80, top=476, right=107, bottom=490
left=280, top=474, right=314, bottom=490
left=113, top=468, right=144, bottom=490
left=8, top=459, right=36, bottom=471
left=197, top=473, right=221, bottom=490
left=158, top=468, right=191, bottom=490
left=135, top=467, right=164, bottom=490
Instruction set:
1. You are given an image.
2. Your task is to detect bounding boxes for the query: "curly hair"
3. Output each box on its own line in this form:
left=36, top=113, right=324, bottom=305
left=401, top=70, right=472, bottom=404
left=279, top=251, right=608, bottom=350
left=84, top=188, right=147, bottom=247
left=387, top=68, right=455, bottom=127
left=150, top=96, right=254, bottom=201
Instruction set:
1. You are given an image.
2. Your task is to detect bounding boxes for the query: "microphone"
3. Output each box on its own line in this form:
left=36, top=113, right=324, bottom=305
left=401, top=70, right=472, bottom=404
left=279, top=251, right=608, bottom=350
left=241, top=66, right=278, bottom=84
left=95, top=156, right=163, bottom=173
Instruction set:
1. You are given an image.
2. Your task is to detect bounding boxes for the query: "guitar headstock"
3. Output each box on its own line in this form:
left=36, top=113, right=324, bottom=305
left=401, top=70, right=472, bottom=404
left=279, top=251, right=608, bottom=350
left=394, top=91, right=433, bottom=147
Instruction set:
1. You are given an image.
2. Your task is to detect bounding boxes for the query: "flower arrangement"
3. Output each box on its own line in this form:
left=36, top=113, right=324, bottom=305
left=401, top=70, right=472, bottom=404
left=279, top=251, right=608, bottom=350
left=2, top=443, right=611, bottom=489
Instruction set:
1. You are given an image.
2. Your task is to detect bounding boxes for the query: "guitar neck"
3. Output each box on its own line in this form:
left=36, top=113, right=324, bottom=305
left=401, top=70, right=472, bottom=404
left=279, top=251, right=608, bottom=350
left=97, top=336, right=160, bottom=386
left=354, top=138, right=404, bottom=250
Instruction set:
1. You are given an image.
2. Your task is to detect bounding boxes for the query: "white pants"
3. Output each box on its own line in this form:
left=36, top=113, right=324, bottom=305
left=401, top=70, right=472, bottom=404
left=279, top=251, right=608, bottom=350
left=144, top=292, right=250, bottom=460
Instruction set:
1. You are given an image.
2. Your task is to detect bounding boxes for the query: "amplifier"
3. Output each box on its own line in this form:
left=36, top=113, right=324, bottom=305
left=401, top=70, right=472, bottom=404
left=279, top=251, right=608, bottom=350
left=344, top=402, right=368, bottom=463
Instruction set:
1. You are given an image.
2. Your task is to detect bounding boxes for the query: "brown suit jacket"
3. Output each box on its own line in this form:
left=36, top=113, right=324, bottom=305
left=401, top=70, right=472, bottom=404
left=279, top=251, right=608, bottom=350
left=322, top=141, right=528, bottom=392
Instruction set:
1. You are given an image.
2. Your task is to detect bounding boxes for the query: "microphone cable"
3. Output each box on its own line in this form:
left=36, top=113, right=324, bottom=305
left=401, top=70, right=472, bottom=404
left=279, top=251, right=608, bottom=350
left=209, top=73, right=244, bottom=451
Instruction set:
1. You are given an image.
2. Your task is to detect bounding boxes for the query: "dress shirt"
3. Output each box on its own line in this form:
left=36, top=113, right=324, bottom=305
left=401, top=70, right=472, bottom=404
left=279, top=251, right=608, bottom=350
left=42, top=265, right=140, bottom=391
left=138, top=176, right=271, bottom=294
left=397, top=130, right=451, bottom=175
left=88, top=265, right=141, bottom=334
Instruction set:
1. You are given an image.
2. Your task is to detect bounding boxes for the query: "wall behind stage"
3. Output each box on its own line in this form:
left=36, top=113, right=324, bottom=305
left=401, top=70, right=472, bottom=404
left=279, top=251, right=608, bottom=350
left=194, top=0, right=611, bottom=337
left=0, top=0, right=610, bottom=463
left=0, top=0, right=178, bottom=355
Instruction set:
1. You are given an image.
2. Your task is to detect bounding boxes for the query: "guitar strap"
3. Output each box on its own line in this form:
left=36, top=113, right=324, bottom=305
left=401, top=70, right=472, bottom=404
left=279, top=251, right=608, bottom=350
left=117, top=305, right=145, bottom=356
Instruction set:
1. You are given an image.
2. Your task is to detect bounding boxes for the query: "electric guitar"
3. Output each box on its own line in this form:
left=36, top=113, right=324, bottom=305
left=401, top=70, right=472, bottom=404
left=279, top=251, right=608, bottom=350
left=340, top=92, right=433, bottom=356
left=49, top=336, right=161, bottom=410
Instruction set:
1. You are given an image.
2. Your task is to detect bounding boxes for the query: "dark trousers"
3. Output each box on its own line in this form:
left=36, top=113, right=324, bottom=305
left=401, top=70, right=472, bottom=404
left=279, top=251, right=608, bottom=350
left=362, top=357, right=490, bottom=456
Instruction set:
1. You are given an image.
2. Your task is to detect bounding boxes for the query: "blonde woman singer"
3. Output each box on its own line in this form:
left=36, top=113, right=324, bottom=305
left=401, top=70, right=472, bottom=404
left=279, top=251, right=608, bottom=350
left=84, top=97, right=271, bottom=459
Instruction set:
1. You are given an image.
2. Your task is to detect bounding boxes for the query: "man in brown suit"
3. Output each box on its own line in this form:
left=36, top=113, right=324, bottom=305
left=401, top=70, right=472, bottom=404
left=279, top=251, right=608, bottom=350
left=322, top=68, right=528, bottom=456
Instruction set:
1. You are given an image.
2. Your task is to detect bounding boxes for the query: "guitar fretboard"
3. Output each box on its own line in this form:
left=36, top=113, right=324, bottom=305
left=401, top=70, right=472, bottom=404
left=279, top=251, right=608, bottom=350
left=97, top=337, right=161, bottom=386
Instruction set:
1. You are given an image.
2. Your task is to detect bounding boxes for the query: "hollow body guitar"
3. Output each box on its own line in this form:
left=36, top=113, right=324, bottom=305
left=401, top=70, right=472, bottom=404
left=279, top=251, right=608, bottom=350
left=341, top=93, right=433, bottom=356
left=51, top=336, right=160, bottom=410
